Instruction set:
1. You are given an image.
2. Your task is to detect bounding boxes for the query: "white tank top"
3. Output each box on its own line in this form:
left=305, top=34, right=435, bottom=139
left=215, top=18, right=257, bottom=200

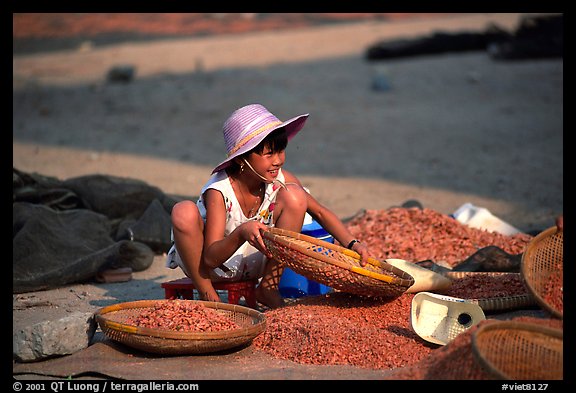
left=196, top=168, right=286, bottom=230
left=165, top=169, right=286, bottom=281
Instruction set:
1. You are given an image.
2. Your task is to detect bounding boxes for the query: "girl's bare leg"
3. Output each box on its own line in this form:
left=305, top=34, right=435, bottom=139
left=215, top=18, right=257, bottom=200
left=256, top=184, right=307, bottom=308
left=171, top=200, right=220, bottom=302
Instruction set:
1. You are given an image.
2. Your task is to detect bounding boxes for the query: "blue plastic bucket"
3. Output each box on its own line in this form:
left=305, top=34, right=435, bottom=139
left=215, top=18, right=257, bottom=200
left=279, top=215, right=333, bottom=298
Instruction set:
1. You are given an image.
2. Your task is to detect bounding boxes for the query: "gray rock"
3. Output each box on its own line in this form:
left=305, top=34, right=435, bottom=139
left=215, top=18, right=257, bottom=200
left=106, top=65, right=136, bottom=83
left=13, top=311, right=96, bottom=362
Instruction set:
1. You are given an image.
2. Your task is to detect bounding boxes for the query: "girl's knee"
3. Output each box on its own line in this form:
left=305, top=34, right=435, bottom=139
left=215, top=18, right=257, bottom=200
left=171, top=200, right=201, bottom=231
left=278, top=184, right=307, bottom=213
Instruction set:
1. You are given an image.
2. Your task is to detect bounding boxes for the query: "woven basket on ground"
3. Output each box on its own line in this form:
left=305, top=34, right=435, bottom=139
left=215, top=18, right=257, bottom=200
left=521, top=226, right=563, bottom=318
left=262, top=227, right=414, bottom=298
left=95, top=299, right=266, bottom=355
left=443, top=271, right=537, bottom=311
left=472, top=320, right=563, bottom=380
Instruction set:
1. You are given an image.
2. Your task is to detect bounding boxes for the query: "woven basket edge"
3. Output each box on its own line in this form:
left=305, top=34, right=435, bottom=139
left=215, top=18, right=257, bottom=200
left=520, top=226, right=563, bottom=318
left=471, top=320, right=563, bottom=380
left=95, top=299, right=266, bottom=340
left=264, top=227, right=414, bottom=287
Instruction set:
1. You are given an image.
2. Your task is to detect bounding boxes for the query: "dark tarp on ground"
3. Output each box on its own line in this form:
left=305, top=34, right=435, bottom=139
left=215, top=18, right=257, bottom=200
left=13, top=168, right=187, bottom=293
left=365, top=14, right=563, bottom=61
left=12, top=334, right=394, bottom=380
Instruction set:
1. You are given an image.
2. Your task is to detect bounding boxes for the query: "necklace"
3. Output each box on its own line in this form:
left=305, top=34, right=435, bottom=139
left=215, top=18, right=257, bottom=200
left=235, top=180, right=263, bottom=217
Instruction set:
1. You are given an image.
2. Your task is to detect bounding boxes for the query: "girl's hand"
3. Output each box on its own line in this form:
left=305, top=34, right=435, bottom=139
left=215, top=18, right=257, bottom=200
left=351, top=241, right=371, bottom=267
left=556, top=215, right=563, bottom=232
left=241, top=221, right=272, bottom=258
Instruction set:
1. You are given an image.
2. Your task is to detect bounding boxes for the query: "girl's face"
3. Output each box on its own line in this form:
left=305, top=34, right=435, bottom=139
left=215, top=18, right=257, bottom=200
left=247, top=144, right=285, bottom=182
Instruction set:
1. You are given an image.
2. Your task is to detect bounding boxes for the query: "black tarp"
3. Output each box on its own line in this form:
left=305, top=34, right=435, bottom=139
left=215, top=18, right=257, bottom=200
left=365, top=14, right=562, bottom=61
left=13, top=168, right=187, bottom=293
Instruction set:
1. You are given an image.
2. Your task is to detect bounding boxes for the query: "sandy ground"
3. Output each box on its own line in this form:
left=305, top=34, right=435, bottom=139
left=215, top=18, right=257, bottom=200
left=12, top=13, right=563, bottom=380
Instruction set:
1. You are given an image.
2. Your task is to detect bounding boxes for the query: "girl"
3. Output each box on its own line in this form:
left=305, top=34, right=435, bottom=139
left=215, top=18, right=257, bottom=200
left=166, top=104, right=371, bottom=308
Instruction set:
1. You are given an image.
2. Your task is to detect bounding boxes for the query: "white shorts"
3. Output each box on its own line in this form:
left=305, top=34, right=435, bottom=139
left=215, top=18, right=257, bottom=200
left=166, top=241, right=267, bottom=282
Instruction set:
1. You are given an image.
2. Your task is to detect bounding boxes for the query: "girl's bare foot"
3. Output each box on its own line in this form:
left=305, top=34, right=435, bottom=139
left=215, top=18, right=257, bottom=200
left=255, top=285, right=285, bottom=309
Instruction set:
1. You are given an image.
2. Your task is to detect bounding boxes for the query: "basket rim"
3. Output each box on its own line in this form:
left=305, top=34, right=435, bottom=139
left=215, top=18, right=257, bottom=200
left=444, top=271, right=521, bottom=279
left=471, top=294, right=536, bottom=311
left=473, top=320, right=563, bottom=339
left=95, top=299, right=266, bottom=340
left=471, top=320, right=563, bottom=380
left=263, top=227, right=414, bottom=287
left=520, top=226, right=563, bottom=319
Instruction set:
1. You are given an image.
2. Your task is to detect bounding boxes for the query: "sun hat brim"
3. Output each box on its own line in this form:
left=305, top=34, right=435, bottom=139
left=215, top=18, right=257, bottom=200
left=212, top=113, right=309, bottom=174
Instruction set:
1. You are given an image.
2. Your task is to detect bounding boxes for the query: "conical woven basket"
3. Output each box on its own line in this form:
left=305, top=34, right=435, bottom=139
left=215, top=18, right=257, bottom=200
left=521, top=226, right=563, bottom=318
left=95, top=299, right=266, bottom=355
left=472, top=320, right=563, bottom=380
left=262, top=227, right=414, bottom=298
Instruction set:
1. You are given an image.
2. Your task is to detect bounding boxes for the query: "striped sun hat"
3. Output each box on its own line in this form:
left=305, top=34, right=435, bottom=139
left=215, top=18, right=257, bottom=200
left=212, top=103, right=309, bottom=173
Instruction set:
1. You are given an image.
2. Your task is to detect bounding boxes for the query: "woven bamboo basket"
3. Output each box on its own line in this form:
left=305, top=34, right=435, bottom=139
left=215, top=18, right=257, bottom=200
left=472, top=321, right=563, bottom=380
left=95, top=299, right=266, bottom=355
left=521, top=226, right=563, bottom=318
left=443, top=271, right=537, bottom=311
left=262, top=227, right=414, bottom=298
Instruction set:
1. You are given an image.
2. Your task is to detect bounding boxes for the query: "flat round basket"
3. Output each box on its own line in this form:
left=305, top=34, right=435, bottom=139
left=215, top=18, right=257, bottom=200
left=95, top=299, right=266, bottom=355
left=262, top=227, right=414, bottom=298
left=472, top=321, right=563, bottom=380
left=443, top=271, right=537, bottom=311
left=520, top=226, right=563, bottom=318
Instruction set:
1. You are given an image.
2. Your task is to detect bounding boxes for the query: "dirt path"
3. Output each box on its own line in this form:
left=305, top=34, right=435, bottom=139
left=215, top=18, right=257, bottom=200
left=13, top=13, right=562, bottom=229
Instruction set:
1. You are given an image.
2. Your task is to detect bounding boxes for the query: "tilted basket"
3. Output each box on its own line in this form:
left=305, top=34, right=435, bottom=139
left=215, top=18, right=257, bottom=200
left=262, top=227, right=414, bottom=298
left=520, top=226, right=563, bottom=318
left=95, top=299, right=266, bottom=355
left=472, top=320, right=563, bottom=380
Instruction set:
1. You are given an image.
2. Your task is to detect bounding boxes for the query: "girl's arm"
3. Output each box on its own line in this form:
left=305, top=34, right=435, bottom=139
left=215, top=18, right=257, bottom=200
left=202, top=188, right=269, bottom=268
left=282, top=170, right=372, bottom=266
